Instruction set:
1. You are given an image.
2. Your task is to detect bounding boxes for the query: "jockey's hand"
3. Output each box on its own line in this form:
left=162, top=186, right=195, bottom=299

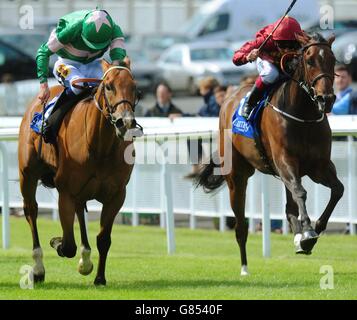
left=247, top=49, right=259, bottom=62
left=38, top=82, right=50, bottom=104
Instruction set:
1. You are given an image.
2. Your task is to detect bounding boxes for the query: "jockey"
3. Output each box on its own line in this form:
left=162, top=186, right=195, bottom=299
left=233, top=16, right=304, bottom=119
left=36, top=9, right=127, bottom=143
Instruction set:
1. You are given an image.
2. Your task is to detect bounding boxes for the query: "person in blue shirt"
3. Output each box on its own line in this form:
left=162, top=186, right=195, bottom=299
left=197, top=77, right=220, bottom=117
left=332, top=65, right=354, bottom=115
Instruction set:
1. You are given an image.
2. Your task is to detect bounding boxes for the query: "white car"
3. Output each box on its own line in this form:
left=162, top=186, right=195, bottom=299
left=156, top=41, right=255, bottom=94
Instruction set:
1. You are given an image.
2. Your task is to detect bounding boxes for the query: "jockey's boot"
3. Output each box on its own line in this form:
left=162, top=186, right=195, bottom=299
left=42, top=88, right=84, bottom=144
left=241, top=84, right=264, bottom=120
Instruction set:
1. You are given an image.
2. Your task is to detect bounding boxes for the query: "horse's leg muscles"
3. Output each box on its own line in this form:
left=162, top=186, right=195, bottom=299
left=276, top=157, right=317, bottom=253
left=309, top=161, right=344, bottom=235
left=76, top=204, right=93, bottom=276
left=51, top=192, right=77, bottom=258
left=285, top=187, right=306, bottom=254
left=227, top=173, right=249, bottom=276
left=285, top=187, right=302, bottom=234
left=94, top=189, right=126, bottom=286
left=20, top=173, right=45, bottom=283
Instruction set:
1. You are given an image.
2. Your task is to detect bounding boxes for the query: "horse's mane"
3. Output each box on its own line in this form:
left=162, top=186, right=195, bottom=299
left=82, top=60, right=130, bottom=104
left=118, top=60, right=129, bottom=68
left=307, top=32, right=328, bottom=43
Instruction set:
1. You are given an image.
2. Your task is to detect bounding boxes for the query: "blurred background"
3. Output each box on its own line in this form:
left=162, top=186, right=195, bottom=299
left=1, top=0, right=357, bottom=116
left=1, top=0, right=357, bottom=233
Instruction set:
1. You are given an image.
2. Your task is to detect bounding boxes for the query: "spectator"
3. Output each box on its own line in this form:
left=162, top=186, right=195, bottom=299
left=186, top=77, right=220, bottom=178
left=214, top=85, right=227, bottom=108
left=334, top=64, right=353, bottom=103
left=145, top=82, right=183, bottom=119
left=197, top=77, right=220, bottom=117
left=331, top=64, right=357, bottom=115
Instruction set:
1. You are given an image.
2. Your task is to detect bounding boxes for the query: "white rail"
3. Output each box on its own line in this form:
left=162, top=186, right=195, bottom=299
left=1, top=116, right=357, bottom=257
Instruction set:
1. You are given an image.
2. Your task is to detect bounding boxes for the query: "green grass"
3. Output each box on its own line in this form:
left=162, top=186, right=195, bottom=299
left=1, top=216, right=357, bottom=300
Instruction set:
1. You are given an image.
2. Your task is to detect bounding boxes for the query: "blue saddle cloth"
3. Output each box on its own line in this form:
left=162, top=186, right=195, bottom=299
left=30, top=97, right=58, bottom=134
left=232, top=92, right=269, bottom=139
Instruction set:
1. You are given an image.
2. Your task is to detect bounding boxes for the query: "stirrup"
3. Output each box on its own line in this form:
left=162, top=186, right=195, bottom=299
left=242, top=105, right=253, bottom=120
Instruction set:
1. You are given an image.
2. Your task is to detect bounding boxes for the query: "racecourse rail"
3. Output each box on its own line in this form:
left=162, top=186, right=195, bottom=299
left=1, top=116, right=357, bottom=257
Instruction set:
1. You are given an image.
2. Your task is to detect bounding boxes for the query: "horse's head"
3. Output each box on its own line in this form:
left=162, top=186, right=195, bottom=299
left=99, top=59, right=141, bottom=139
left=295, top=32, right=337, bottom=113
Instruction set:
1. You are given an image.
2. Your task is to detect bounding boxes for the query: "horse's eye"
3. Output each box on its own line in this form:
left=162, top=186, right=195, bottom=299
left=307, top=59, right=314, bottom=66
left=105, top=84, right=112, bottom=91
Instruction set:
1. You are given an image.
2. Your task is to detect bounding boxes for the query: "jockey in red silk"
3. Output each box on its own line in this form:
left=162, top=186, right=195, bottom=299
left=233, top=16, right=303, bottom=119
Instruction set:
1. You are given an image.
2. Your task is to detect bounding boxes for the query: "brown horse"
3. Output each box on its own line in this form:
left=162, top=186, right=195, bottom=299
left=195, top=33, right=344, bottom=275
left=18, top=60, right=139, bottom=285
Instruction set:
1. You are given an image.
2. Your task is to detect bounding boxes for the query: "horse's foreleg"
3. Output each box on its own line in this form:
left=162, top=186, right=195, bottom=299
left=51, top=192, right=77, bottom=258
left=276, top=156, right=318, bottom=253
left=309, top=161, right=344, bottom=235
left=76, top=204, right=93, bottom=276
left=285, top=187, right=306, bottom=254
left=20, top=173, right=45, bottom=283
left=94, top=189, right=126, bottom=286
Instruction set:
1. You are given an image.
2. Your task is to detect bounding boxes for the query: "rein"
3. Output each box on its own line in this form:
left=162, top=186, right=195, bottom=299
left=280, top=42, right=334, bottom=103
left=271, top=42, right=335, bottom=123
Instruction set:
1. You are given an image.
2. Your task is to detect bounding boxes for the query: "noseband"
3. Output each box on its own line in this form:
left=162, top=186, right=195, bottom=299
left=280, top=42, right=335, bottom=105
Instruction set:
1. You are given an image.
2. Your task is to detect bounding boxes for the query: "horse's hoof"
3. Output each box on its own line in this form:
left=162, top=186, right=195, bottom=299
left=78, top=260, right=94, bottom=276
left=294, top=233, right=311, bottom=255
left=240, top=265, right=249, bottom=276
left=50, top=237, right=65, bottom=257
left=296, top=249, right=312, bottom=255
left=94, top=276, right=107, bottom=286
left=300, top=230, right=319, bottom=252
left=33, top=273, right=45, bottom=283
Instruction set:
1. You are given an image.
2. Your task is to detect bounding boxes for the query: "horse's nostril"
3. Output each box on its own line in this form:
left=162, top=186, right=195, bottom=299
left=131, top=119, right=137, bottom=128
left=115, top=118, right=124, bottom=129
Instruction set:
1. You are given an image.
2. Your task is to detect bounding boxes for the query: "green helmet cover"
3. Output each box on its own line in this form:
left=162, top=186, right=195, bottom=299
left=81, top=10, right=114, bottom=50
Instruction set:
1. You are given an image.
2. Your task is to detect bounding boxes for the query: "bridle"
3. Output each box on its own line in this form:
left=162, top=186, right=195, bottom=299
left=95, top=66, right=140, bottom=124
left=280, top=42, right=335, bottom=105
left=80, top=66, right=143, bottom=136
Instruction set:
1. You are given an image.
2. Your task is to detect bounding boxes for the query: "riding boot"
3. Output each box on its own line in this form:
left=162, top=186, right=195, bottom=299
left=42, top=88, right=84, bottom=144
left=241, top=84, right=265, bottom=120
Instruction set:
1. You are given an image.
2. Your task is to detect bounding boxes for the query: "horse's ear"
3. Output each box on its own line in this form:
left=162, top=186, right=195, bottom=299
left=327, top=33, right=335, bottom=46
left=295, top=32, right=310, bottom=46
left=101, top=59, right=111, bottom=72
left=123, top=56, right=131, bottom=69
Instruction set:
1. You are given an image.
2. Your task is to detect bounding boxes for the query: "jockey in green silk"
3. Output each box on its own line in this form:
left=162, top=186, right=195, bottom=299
left=36, top=9, right=128, bottom=143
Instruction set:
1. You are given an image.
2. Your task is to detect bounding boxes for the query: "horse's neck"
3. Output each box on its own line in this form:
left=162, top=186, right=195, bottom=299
left=86, top=96, right=117, bottom=158
left=278, top=71, right=319, bottom=119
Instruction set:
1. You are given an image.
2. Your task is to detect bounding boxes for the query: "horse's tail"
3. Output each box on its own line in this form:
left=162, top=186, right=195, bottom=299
left=194, top=151, right=225, bottom=193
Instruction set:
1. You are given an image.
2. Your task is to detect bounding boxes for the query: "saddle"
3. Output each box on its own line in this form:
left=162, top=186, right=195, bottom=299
left=31, top=87, right=94, bottom=144
left=232, top=86, right=278, bottom=174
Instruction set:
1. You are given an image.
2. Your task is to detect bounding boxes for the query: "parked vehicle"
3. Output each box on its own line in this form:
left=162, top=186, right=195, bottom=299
left=156, top=41, right=255, bottom=94
left=127, top=33, right=189, bottom=61
left=126, top=48, right=158, bottom=94
left=332, top=30, right=357, bottom=81
left=304, top=20, right=357, bottom=39
left=181, top=0, right=319, bottom=42
left=0, top=28, right=56, bottom=78
left=0, top=39, right=37, bottom=82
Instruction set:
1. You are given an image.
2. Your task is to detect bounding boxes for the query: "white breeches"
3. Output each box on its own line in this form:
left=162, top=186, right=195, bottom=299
left=256, top=57, right=280, bottom=85
left=53, top=58, right=103, bottom=95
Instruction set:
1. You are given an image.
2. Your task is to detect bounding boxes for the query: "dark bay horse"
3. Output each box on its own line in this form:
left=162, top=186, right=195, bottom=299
left=196, top=33, right=344, bottom=275
left=18, top=60, right=138, bottom=285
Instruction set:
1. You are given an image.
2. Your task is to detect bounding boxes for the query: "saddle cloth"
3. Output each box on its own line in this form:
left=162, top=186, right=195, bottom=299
left=232, top=91, right=269, bottom=139
left=30, top=95, right=59, bottom=134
